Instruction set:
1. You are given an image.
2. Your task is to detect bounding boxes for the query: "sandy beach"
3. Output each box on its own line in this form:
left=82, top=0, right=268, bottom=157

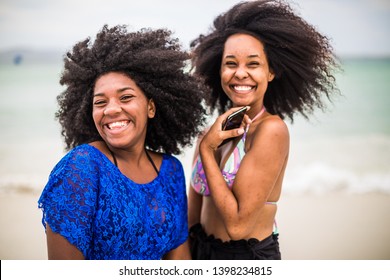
left=0, top=189, right=389, bottom=260
left=277, top=192, right=390, bottom=260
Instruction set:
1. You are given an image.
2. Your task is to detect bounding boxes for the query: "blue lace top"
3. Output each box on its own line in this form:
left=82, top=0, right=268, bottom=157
left=38, top=144, right=188, bottom=260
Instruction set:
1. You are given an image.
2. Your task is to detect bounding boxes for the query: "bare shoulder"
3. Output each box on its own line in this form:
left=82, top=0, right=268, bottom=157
left=249, top=115, right=290, bottom=151
left=257, top=115, right=289, bottom=137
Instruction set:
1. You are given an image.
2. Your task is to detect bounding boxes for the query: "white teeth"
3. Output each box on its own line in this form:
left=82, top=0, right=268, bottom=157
left=107, top=121, right=128, bottom=129
left=234, top=85, right=253, bottom=91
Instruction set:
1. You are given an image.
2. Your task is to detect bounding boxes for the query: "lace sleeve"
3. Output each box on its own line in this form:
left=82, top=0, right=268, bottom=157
left=38, top=146, right=99, bottom=257
left=167, top=157, right=189, bottom=247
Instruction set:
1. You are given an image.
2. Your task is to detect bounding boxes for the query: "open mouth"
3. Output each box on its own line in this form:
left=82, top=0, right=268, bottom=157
left=230, top=85, right=256, bottom=93
left=106, top=120, right=130, bottom=130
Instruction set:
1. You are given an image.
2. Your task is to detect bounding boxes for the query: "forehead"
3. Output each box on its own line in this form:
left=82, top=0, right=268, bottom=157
left=93, top=72, right=143, bottom=96
left=94, top=72, right=135, bottom=87
left=223, top=33, right=266, bottom=56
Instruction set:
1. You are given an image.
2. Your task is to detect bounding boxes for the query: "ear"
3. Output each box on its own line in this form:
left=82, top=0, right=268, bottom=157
left=148, top=99, right=156, bottom=119
left=268, top=70, right=275, bottom=82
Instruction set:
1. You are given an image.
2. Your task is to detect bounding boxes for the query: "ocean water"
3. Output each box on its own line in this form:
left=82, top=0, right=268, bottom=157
left=0, top=57, right=389, bottom=195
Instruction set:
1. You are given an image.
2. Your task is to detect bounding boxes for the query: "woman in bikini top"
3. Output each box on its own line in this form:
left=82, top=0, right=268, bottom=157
left=191, top=107, right=274, bottom=198
left=190, top=107, right=278, bottom=232
left=188, top=0, right=338, bottom=261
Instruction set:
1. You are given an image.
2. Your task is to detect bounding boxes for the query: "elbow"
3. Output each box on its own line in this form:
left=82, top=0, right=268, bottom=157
left=224, top=210, right=255, bottom=240
left=225, top=222, right=250, bottom=241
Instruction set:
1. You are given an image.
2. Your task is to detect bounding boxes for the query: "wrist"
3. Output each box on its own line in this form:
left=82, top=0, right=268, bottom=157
left=199, top=140, right=216, bottom=158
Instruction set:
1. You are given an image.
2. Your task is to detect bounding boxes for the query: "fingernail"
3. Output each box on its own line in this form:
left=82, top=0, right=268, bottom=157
left=237, top=128, right=244, bottom=134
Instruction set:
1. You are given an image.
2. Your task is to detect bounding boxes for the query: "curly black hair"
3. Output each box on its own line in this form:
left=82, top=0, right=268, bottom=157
left=190, top=0, right=340, bottom=121
left=57, top=25, right=207, bottom=154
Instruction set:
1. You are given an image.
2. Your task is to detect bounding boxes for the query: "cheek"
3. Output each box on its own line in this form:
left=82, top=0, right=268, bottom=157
left=92, top=108, right=102, bottom=128
left=220, top=70, right=232, bottom=88
left=220, top=79, right=230, bottom=94
left=253, top=71, right=270, bottom=83
left=92, top=108, right=98, bottom=121
left=220, top=68, right=232, bottom=80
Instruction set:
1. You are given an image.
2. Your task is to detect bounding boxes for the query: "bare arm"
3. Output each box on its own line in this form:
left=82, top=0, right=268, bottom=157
left=199, top=111, right=289, bottom=240
left=188, top=132, right=207, bottom=228
left=46, top=224, right=85, bottom=260
left=163, top=240, right=191, bottom=260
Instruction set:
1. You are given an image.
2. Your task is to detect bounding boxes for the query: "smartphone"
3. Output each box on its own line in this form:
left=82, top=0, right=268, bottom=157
left=222, top=106, right=248, bottom=131
left=219, top=106, right=248, bottom=147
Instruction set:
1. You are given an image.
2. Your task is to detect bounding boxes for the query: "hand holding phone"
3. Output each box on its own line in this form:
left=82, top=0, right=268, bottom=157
left=221, top=106, right=248, bottom=131
left=219, top=106, right=248, bottom=147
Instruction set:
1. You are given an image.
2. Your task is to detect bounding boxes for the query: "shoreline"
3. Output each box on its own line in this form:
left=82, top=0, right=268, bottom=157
left=1, top=190, right=389, bottom=260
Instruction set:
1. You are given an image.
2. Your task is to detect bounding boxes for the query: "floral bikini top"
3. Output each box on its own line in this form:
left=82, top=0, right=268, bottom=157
left=191, top=107, right=267, bottom=196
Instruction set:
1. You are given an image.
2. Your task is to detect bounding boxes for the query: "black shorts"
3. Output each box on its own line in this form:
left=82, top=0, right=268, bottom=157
left=189, top=223, right=281, bottom=260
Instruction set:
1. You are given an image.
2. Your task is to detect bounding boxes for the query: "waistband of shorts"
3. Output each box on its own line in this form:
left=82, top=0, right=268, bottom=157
left=189, top=223, right=278, bottom=252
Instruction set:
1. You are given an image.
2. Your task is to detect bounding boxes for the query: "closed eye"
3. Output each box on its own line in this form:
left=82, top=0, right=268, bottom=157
left=93, top=99, right=107, bottom=106
left=248, top=61, right=260, bottom=67
left=120, top=94, right=134, bottom=102
left=225, top=61, right=237, bottom=67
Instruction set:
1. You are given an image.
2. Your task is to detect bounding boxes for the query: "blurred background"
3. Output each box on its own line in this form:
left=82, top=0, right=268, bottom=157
left=0, top=0, right=389, bottom=260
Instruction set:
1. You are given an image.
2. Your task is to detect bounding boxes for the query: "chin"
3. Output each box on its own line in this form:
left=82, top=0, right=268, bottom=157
left=231, top=100, right=251, bottom=107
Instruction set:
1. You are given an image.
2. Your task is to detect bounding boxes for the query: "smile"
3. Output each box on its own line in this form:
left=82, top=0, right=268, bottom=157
left=231, top=85, right=256, bottom=93
left=106, top=121, right=130, bottom=130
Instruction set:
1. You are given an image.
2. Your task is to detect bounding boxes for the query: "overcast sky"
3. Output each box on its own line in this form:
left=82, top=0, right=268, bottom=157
left=1, top=0, right=389, bottom=57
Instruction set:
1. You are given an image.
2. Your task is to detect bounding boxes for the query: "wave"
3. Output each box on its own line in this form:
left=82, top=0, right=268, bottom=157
left=284, top=162, right=390, bottom=195
left=1, top=163, right=389, bottom=196
left=1, top=134, right=389, bottom=195
left=282, top=133, right=390, bottom=194
left=0, top=174, right=46, bottom=195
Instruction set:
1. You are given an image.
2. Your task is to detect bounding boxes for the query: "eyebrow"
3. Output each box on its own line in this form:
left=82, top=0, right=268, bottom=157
left=224, top=54, right=260, bottom=59
left=93, top=86, right=135, bottom=97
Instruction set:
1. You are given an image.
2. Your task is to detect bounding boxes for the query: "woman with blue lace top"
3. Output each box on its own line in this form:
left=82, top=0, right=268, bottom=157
left=38, top=25, right=207, bottom=260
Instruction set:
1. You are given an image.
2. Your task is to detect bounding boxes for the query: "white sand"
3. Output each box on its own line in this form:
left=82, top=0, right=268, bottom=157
left=1, top=190, right=389, bottom=260
left=277, top=192, right=390, bottom=259
left=0, top=191, right=47, bottom=259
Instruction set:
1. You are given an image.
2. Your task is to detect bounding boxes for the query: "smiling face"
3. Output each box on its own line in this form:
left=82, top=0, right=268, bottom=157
left=220, top=33, right=274, bottom=112
left=92, top=72, right=155, bottom=150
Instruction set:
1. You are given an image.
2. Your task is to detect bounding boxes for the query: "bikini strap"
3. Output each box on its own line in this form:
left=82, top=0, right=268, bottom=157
left=244, top=106, right=266, bottom=134
left=251, top=106, right=266, bottom=122
left=107, top=146, right=158, bottom=176
left=108, top=148, right=118, bottom=167
left=145, top=148, right=159, bottom=175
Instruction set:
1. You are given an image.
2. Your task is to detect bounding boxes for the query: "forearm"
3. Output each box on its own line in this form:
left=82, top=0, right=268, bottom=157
left=199, top=145, right=243, bottom=236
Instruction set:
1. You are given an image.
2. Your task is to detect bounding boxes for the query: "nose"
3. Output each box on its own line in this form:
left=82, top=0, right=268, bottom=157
left=234, top=65, right=249, bottom=79
left=103, top=101, right=122, bottom=115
